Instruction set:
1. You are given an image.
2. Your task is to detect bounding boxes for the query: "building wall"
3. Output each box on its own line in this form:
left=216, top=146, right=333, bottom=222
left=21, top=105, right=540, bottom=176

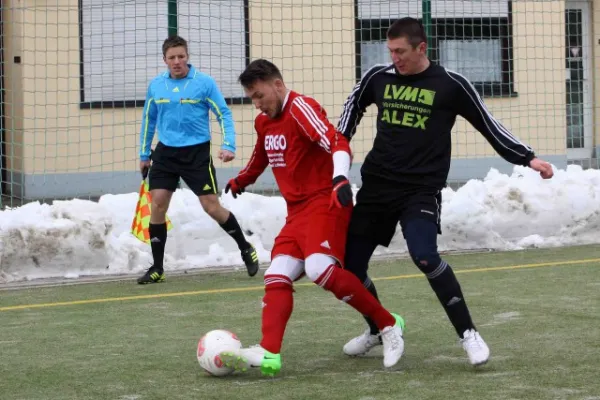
left=2, top=0, right=593, bottom=199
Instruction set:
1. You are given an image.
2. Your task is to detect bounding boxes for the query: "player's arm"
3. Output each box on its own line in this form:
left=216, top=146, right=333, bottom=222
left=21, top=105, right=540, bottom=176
left=336, top=65, right=383, bottom=141
left=225, top=123, right=269, bottom=198
left=448, top=70, right=536, bottom=166
left=289, top=96, right=353, bottom=207
left=206, top=76, right=236, bottom=154
left=139, top=84, right=158, bottom=162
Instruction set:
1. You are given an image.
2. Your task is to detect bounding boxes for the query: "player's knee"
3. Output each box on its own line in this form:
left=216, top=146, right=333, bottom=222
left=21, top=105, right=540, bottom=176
left=343, top=233, right=377, bottom=283
left=152, top=202, right=168, bottom=217
left=199, top=195, right=223, bottom=219
left=410, top=251, right=442, bottom=276
left=150, top=190, right=171, bottom=217
left=264, top=255, right=304, bottom=282
left=403, top=217, right=443, bottom=274
left=343, top=248, right=365, bottom=275
left=305, top=253, right=336, bottom=282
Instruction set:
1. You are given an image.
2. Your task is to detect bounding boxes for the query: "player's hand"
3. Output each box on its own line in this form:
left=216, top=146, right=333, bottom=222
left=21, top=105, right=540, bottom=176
left=331, top=175, right=353, bottom=208
left=225, top=177, right=245, bottom=199
left=139, top=160, right=151, bottom=179
left=219, top=150, right=235, bottom=163
left=529, top=157, right=554, bottom=179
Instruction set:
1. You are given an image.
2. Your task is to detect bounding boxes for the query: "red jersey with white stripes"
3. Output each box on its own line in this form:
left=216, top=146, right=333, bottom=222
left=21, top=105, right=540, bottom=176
left=236, top=91, right=350, bottom=209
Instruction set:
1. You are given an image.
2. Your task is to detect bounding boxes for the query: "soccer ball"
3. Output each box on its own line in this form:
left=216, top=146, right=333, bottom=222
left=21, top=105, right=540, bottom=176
left=197, top=329, right=242, bottom=376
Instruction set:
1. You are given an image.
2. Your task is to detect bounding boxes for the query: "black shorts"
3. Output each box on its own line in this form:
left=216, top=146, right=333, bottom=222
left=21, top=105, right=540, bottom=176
left=348, top=175, right=442, bottom=247
left=148, top=141, right=218, bottom=196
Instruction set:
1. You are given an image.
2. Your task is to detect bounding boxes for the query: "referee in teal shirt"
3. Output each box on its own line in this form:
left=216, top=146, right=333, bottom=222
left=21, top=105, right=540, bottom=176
left=137, top=36, right=259, bottom=284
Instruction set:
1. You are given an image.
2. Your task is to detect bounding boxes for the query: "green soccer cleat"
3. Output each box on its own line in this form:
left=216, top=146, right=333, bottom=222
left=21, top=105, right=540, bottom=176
left=260, top=351, right=282, bottom=377
left=220, top=346, right=282, bottom=377
left=137, top=266, right=165, bottom=284
left=392, top=313, right=406, bottom=332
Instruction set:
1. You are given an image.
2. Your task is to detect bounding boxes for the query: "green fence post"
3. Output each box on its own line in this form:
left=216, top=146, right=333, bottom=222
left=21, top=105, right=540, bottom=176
left=422, top=0, right=432, bottom=57
left=168, top=0, right=178, bottom=37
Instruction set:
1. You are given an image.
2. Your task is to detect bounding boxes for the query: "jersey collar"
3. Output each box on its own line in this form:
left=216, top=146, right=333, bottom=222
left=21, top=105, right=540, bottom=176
left=281, top=90, right=291, bottom=109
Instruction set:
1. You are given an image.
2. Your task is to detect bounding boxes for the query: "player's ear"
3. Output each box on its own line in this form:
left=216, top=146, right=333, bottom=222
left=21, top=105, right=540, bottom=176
left=273, top=78, right=285, bottom=90
left=417, top=42, right=427, bottom=55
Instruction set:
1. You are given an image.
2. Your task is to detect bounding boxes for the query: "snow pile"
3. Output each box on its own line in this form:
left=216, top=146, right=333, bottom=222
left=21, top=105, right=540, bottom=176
left=1, top=165, right=599, bottom=283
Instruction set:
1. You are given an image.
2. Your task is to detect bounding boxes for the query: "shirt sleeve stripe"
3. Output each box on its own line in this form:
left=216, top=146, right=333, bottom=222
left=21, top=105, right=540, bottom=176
left=293, top=97, right=331, bottom=147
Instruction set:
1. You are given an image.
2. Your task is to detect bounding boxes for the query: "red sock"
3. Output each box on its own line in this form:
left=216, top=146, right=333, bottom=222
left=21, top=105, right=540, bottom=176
left=316, top=265, right=395, bottom=330
left=259, top=275, right=294, bottom=354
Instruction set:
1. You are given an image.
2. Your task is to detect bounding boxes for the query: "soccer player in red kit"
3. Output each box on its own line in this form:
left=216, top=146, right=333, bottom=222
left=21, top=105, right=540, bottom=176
left=219, top=59, right=405, bottom=377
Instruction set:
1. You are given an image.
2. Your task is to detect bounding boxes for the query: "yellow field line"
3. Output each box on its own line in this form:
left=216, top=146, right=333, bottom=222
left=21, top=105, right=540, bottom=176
left=1, top=258, right=599, bottom=312
left=374, top=258, right=600, bottom=281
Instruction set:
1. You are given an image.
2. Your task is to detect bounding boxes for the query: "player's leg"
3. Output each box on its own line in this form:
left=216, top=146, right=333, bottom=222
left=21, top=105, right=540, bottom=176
left=304, top=202, right=405, bottom=368
left=181, top=142, right=259, bottom=277
left=138, top=143, right=178, bottom=284
left=341, top=186, right=400, bottom=355
left=341, top=231, right=382, bottom=355
left=220, top=226, right=305, bottom=376
left=198, top=193, right=259, bottom=277
left=401, top=192, right=489, bottom=366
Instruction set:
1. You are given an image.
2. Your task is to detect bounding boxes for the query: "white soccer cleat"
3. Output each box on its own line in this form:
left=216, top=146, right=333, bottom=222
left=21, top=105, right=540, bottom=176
left=380, top=322, right=405, bottom=368
left=461, top=329, right=490, bottom=366
left=220, top=345, right=264, bottom=370
left=343, top=329, right=382, bottom=356
left=239, top=346, right=268, bottom=367
left=220, top=345, right=283, bottom=377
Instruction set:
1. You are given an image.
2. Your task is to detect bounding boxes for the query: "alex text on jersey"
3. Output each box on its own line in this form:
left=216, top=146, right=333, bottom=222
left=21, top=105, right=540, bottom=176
left=338, top=63, right=535, bottom=189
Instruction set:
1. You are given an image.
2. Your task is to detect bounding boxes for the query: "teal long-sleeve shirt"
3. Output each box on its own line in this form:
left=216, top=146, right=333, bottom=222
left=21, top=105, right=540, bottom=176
left=139, top=64, right=236, bottom=161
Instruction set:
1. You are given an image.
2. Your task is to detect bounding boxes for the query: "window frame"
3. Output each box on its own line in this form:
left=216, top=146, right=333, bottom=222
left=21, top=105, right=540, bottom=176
left=77, top=0, right=252, bottom=109
left=354, top=1, right=517, bottom=98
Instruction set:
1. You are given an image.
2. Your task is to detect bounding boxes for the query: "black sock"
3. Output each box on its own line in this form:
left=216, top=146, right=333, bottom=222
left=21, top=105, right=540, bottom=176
left=428, top=263, right=475, bottom=338
left=363, top=279, right=381, bottom=335
left=220, top=213, right=250, bottom=251
left=149, top=223, right=167, bottom=272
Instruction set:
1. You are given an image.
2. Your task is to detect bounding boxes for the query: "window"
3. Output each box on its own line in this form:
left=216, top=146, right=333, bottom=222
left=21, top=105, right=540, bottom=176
left=79, top=0, right=249, bottom=109
left=355, top=0, right=515, bottom=97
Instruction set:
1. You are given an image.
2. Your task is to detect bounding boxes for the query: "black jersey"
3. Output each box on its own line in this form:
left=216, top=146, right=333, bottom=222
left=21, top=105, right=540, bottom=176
left=338, top=63, right=535, bottom=190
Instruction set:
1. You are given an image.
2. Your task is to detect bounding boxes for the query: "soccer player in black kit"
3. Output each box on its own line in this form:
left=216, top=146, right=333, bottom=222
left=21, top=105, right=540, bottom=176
left=338, top=17, right=554, bottom=366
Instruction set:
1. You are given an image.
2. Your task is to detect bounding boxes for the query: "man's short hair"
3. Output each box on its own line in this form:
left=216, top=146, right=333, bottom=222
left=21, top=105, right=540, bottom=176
left=238, top=59, right=284, bottom=88
left=162, top=36, right=188, bottom=56
left=387, top=17, right=427, bottom=48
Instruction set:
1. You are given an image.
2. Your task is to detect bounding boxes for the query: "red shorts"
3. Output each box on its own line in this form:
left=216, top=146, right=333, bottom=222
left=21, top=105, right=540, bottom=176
left=271, top=197, right=351, bottom=267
